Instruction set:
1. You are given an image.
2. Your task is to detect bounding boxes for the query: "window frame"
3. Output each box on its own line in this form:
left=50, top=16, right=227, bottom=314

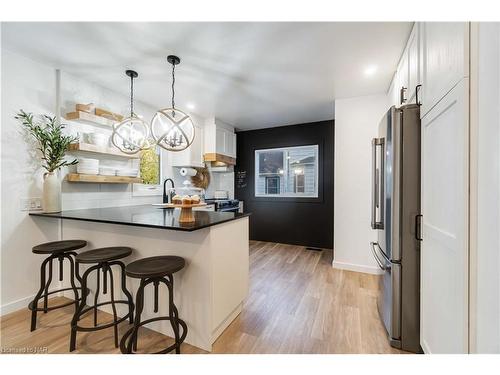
left=254, top=144, right=319, bottom=199
left=132, top=147, right=163, bottom=197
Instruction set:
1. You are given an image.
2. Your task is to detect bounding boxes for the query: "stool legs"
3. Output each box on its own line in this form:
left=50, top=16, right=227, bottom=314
left=70, top=261, right=133, bottom=352
left=30, top=256, right=50, bottom=331
left=127, top=279, right=146, bottom=353
left=93, top=269, right=100, bottom=326
left=166, top=275, right=181, bottom=354
left=120, top=275, right=187, bottom=354
left=29, top=252, right=81, bottom=332
left=111, top=261, right=135, bottom=325
left=106, top=264, right=119, bottom=348
left=43, top=259, right=53, bottom=313
left=70, top=263, right=96, bottom=352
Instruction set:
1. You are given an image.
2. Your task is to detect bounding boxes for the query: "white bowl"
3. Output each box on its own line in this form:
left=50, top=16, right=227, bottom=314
left=99, top=167, right=116, bottom=176
left=77, top=167, right=99, bottom=175
left=88, top=133, right=109, bottom=147
left=116, top=169, right=138, bottom=177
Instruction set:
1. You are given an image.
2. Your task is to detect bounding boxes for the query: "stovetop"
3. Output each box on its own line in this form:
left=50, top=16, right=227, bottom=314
left=205, top=198, right=239, bottom=208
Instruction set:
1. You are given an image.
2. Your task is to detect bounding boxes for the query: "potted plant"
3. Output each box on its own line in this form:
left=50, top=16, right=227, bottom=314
left=15, top=110, right=78, bottom=213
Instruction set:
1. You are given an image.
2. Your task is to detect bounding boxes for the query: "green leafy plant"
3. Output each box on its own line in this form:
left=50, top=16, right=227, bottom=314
left=15, top=110, right=79, bottom=172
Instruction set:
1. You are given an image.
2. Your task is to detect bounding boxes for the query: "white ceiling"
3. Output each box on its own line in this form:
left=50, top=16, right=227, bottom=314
left=1, top=22, right=412, bottom=130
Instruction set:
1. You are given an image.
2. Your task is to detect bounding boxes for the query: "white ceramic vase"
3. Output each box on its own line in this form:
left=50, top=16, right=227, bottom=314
left=43, top=171, right=61, bottom=213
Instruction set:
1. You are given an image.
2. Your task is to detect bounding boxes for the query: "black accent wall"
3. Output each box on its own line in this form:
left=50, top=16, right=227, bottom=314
left=235, top=120, right=334, bottom=249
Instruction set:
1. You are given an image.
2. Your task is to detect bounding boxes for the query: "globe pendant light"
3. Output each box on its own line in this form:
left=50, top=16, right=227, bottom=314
left=151, top=55, right=195, bottom=152
left=111, top=70, right=151, bottom=155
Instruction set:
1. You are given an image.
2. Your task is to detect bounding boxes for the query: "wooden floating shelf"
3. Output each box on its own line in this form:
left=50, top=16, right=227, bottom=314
left=65, top=111, right=117, bottom=127
left=66, top=173, right=142, bottom=184
left=68, top=143, right=140, bottom=159
left=203, top=153, right=236, bottom=166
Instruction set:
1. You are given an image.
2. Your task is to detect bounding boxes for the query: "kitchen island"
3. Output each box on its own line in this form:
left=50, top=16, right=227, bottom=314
left=30, top=205, right=250, bottom=352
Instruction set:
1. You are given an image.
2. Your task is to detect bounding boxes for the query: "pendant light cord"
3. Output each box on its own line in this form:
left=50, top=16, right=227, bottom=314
left=130, top=73, right=134, bottom=118
left=171, top=62, right=176, bottom=110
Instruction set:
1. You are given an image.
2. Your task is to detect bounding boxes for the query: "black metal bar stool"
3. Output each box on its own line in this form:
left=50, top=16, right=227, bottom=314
left=70, top=247, right=135, bottom=352
left=119, top=256, right=188, bottom=354
left=28, top=240, right=87, bottom=332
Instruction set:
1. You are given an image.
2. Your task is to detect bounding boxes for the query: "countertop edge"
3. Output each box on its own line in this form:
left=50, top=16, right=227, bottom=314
left=29, top=209, right=251, bottom=232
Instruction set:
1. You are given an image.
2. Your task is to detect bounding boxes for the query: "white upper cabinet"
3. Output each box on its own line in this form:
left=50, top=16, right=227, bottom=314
left=388, top=23, right=420, bottom=107
left=421, top=22, right=469, bottom=117
left=407, top=24, right=420, bottom=104
left=399, top=49, right=409, bottom=103
left=171, top=123, right=204, bottom=167
left=204, top=118, right=237, bottom=159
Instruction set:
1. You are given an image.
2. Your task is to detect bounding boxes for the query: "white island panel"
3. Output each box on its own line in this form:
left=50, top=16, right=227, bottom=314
left=61, top=216, right=249, bottom=352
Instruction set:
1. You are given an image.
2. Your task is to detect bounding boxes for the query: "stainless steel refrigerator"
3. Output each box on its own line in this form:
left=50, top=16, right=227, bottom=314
left=370, top=103, right=421, bottom=353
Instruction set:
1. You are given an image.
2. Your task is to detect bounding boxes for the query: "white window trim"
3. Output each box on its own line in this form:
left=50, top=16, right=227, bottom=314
left=132, top=148, right=163, bottom=197
left=254, top=144, right=319, bottom=198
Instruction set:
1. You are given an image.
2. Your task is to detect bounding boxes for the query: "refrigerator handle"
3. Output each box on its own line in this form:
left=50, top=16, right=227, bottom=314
left=371, top=139, right=377, bottom=229
left=371, top=138, right=384, bottom=230
left=370, top=242, right=389, bottom=270
left=415, top=84, right=422, bottom=106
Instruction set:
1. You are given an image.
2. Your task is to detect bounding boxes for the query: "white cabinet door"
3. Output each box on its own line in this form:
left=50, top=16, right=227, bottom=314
left=215, top=128, right=226, bottom=154
left=171, top=124, right=204, bottom=167
left=226, top=132, right=236, bottom=158
left=399, top=51, right=409, bottom=104
left=422, top=22, right=468, bottom=117
left=421, top=79, right=469, bottom=353
left=407, top=24, right=420, bottom=104
left=191, top=124, right=204, bottom=166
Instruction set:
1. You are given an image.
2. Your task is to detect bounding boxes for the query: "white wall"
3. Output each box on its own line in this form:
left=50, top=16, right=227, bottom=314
left=0, top=49, right=167, bottom=314
left=1, top=49, right=61, bottom=314
left=333, top=94, right=389, bottom=274
left=471, top=22, right=500, bottom=353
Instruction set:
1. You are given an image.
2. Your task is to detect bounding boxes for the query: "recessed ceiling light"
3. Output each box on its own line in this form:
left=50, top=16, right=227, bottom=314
left=186, top=103, right=195, bottom=110
left=364, top=65, right=378, bottom=76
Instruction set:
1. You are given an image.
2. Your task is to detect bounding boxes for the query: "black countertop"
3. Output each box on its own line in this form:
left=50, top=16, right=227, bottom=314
left=29, top=205, right=250, bottom=232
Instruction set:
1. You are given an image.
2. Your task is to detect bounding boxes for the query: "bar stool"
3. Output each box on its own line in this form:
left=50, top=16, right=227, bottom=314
left=28, top=240, right=87, bottom=331
left=119, top=256, right=188, bottom=354
left=70, top=247, right=135, bottom=352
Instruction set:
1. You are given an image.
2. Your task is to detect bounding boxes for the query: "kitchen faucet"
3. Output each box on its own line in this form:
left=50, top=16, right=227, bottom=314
left=163, top=178, right=175, bottom=203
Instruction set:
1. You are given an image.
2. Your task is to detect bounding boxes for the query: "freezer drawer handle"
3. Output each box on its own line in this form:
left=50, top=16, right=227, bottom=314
left=370, top=242, right=389, bottom=270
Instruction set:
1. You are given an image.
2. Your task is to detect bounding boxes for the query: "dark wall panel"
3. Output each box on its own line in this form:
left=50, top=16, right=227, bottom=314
left=235, top=120, right=334, bottom=249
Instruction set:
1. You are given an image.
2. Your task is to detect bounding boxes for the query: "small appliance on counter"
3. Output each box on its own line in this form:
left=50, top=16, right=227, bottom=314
left=205, top=198, right=239, bottom=213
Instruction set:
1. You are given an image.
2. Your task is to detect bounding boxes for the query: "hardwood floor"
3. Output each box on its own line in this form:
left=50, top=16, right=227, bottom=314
left=0, top=241, right=402, bottom=354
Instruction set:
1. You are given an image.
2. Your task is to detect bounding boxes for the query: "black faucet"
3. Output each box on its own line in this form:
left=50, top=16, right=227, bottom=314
left=163, top=178, right=175, bottom=203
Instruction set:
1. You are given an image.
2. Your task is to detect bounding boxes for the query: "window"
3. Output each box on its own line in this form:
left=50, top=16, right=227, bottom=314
left=132, top=147, right=163, bottom=196
left=265, top=176, right=280, bottom=194
left=255, top=145, right=318, bottom=198
left=294, top=173, right=305, bottom=193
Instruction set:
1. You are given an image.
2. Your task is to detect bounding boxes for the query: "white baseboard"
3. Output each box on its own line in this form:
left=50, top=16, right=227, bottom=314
left=1, top=282, right=67, bottom=317
left=332, top=260, right=384, bottom=275
left=0, top=295, right=33, bottom=316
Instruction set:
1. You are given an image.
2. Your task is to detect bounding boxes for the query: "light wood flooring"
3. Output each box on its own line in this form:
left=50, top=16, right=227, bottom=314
left=0, top=241, right=402, bottom=354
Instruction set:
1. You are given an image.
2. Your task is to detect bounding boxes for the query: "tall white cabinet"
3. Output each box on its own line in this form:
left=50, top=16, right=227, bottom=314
left=388, top=22, right=471, bottom=353
left=420, top=23, right=470, bottom=354
left=420, top=79, right=469, bottom=353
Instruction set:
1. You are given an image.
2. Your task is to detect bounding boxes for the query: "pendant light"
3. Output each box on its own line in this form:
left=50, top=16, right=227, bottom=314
left=111, top=70, right=151, bottom=155
left=151, top=55, right=195, bottom=152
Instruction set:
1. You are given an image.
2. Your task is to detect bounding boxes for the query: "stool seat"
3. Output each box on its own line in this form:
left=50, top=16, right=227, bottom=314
left=125, top=256, right=185, bottom=279
left=76, top=247, right=133, bottom=264
left=32, top=240, right=87, bottom=254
